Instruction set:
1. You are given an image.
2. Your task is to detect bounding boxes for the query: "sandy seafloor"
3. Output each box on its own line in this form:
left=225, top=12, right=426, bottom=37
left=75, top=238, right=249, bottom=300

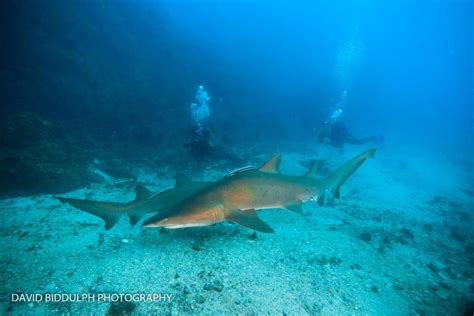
left=1, top=144, right=473, bottom=315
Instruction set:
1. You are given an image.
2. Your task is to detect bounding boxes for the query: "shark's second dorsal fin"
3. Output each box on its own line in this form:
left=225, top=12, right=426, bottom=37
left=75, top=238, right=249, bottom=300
left=175, top=172, right=192, bottom=187
left=135, top=184, right=153, bottom=201
left=305, top=160, right=321, bottom=178
left=259, top=155, right=281, bottom=173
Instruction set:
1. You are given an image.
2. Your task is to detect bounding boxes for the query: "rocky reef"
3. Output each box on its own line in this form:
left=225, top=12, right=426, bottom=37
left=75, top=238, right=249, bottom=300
left=0, top=112, right=95, bottom=196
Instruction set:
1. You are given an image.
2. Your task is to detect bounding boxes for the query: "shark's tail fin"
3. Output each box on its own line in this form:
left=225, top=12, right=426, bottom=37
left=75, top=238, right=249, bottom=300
left=56, top=184, right=154, bottom=229
left=57, top=197, right=124, bottom=230
left=317, top=148, right=376, bottom=205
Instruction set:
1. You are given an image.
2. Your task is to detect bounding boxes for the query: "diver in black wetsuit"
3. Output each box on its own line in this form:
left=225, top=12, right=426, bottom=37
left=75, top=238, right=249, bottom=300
left=185, top=124, right=244, bottom=164
left=185, top=125, right=214, bottom=161
left=318, top=121, right=382, bottom=149
left=185, top=85, right=244, bottom=164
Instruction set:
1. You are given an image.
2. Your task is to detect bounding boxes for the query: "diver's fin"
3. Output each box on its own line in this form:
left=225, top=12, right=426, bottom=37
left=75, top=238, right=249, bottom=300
left=56, top=197, right=121, bottom=230
left=134, top=184, right=153, bottom=201
left=285, top=203, right=303, bottom=214
left=304, top=160, right=322, bottom=178
left=259, top=155, right=281, bottom=174
left=225, top=209, right=274, bottom=233
left=175, top=172, right=192, bottom=187
left=324, top=148, right=376, bottom=199
left=128, top=214, right=143, bottom=226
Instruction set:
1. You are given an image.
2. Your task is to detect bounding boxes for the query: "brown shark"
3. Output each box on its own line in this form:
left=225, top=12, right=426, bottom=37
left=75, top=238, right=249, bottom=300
left=143, top=148, right=376, bottom=233
left=57, top=173, right=211, bottom=230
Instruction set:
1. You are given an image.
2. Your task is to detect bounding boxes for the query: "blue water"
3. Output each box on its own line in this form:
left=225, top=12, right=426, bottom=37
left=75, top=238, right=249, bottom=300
left=0, top=0, right=473, bottom=314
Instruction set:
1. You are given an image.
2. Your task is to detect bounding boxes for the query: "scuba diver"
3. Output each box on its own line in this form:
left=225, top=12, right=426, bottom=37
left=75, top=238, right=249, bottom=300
left=318, top=103, right=383, bottom=149
left=317, top=121, right=382, bottom=149
left=184, top=85, right=244, bottom=164
left=185, top=124, right=214, bottom=161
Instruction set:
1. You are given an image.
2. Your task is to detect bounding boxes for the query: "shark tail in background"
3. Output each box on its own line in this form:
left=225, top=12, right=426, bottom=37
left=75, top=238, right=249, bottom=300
left=317, top=148, right=376, bottom=205
left=56, top=197, right=126, bottom=230
left=56, top=184, right=153, bottom=230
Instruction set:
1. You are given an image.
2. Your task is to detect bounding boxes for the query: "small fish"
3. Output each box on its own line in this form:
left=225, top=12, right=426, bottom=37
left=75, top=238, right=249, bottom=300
left=57, top=173, right=211, bottom=230
left=112, top=177, right=137, bottom=186
left=143, top=148, right=376, bottom=233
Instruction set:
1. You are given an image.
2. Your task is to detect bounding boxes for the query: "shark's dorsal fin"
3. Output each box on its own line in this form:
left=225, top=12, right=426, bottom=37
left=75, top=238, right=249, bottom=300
left=259, top=155, right=281, bottom=174
left=175, top=172, right=192, bottom=187
left=305, top=160, right=321, bottom=178
left=135, top=184, right=153, bottom=201
left=224, top=209, right=274, bottom=233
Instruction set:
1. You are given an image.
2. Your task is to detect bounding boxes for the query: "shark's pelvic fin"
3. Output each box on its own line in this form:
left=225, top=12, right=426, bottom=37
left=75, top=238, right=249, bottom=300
left=304, top=160, right=321, bottom=178
left=323, top=148, right=376, bottom=200
left=259, top=155, right=281, bottom=174
left=56, top=197, right=121, bottom=230
left=225, top=209, right=274, bottom=233
left=134, top=184, right=153, bottom=201
left=175, top=172, right=192, bottom=187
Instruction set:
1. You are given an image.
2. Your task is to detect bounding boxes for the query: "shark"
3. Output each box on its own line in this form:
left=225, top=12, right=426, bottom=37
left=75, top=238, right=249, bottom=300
left=143, top=148, right=376, bottom=233
left=57, top=173, right=211, bottom=230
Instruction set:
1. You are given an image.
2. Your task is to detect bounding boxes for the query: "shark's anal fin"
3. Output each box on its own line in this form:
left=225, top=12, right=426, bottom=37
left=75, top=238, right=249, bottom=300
left=104, top=216, right=119, bottom=230
left=135, top=184, right=153, bottom=201
left=129, top=214, right=143, bottom=226
left=285, top=203, right=303, bottom=214
left=259, top=155, right=281, bottom=174
left=225, top=209, right=274, bottom=233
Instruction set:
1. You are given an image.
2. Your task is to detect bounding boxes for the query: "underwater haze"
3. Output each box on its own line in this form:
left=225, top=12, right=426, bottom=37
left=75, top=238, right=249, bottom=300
left=0, top=0, right=473, bottom=315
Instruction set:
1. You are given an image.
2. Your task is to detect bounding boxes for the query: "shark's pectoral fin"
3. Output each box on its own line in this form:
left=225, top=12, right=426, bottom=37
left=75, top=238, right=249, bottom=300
left=285, top=203, right=303, bottom=214
left=225, top=209, right=274, bottom=233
